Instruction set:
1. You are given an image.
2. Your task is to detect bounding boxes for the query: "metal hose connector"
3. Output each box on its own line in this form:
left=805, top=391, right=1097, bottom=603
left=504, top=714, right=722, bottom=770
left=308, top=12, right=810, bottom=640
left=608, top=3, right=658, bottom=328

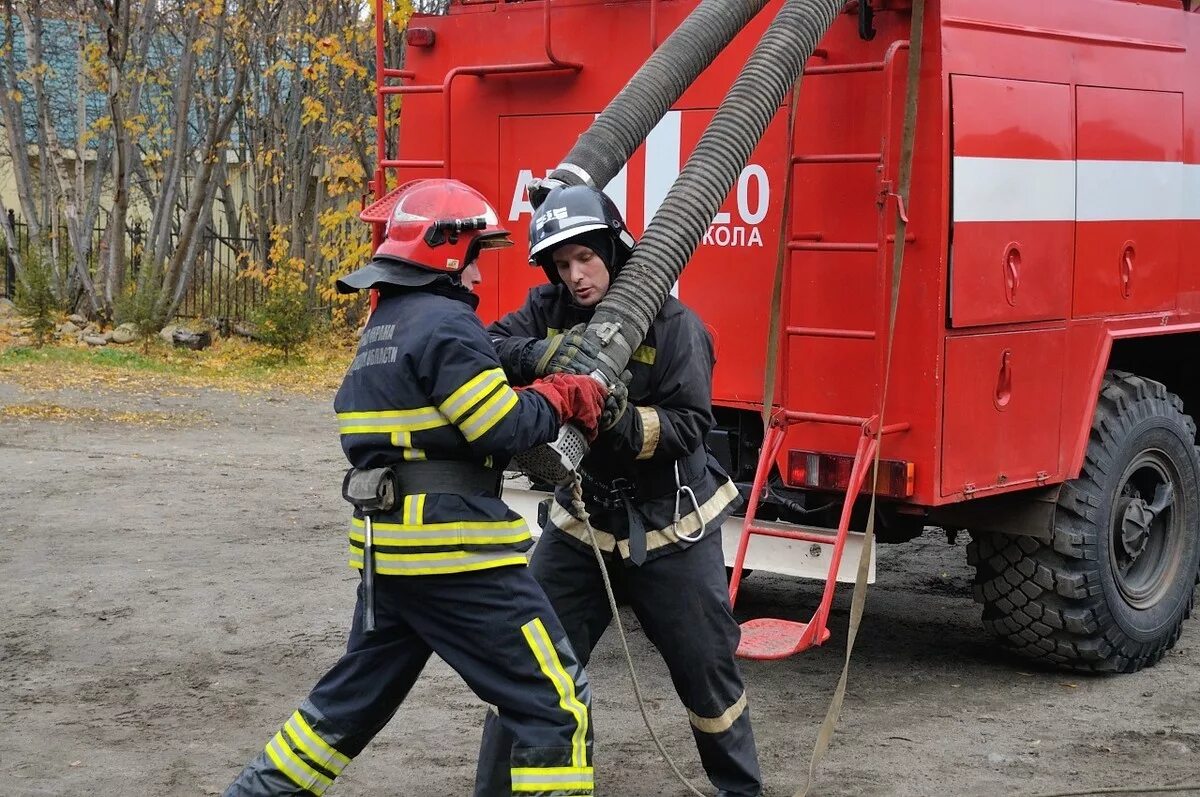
left=587, top=0, right=843, bottom=377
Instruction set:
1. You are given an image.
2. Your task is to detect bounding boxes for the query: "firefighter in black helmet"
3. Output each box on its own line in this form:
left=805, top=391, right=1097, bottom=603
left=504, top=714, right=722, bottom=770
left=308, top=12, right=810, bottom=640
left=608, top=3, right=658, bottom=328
left=474, top=185, right=764, bottom=797
left=224, top=179, right=608, bottom=797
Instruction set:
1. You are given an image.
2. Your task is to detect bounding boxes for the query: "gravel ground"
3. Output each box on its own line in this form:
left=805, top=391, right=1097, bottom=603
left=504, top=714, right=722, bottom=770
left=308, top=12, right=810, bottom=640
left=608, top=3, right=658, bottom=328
left=2, top=378, right=1198, bottom=797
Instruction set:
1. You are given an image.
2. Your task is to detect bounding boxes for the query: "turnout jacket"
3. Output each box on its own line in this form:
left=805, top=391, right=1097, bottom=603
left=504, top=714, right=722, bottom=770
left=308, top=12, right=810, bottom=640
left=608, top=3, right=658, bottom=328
left=334, top=283, right=562, bottom=576
left=490, top=284, right=741, bottom=565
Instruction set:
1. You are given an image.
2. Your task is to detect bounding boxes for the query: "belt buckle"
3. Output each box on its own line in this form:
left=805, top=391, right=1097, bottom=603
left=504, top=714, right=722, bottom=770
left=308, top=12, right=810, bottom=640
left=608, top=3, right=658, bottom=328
left=609, top=477, right=634, bottom=496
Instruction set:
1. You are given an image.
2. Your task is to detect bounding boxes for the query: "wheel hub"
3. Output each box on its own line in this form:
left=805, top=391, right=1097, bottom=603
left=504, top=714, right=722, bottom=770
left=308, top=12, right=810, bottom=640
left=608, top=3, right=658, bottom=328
left=1109, top=453, right=1181, bottom=610
left=1118, top=497, right=1153, bottom=563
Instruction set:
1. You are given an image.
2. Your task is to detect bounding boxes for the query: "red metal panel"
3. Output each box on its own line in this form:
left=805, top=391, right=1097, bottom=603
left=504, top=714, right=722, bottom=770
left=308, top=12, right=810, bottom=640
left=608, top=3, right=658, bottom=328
left=494, top=113, right=594, bottom=323
left=949, top=76, right=1074, bottom=327
left=941, top=328, right=1067, bottom=499
left=1073, top=88, right=1183, bottom=318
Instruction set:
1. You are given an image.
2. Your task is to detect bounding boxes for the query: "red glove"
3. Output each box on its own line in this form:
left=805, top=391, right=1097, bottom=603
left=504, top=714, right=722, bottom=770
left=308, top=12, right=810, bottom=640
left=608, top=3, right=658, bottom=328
left=527, top=373, right=608, bottom=441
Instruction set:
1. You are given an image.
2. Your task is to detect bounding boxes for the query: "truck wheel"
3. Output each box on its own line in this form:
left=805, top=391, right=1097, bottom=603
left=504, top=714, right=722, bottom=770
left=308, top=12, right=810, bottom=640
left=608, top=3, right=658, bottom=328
left=968, top=371, right=1200, bottom=672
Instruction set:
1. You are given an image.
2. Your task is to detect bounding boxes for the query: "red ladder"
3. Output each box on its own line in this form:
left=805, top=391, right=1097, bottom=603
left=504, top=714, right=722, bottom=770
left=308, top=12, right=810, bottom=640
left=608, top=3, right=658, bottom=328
left=728, top=40, right=914, bottom=661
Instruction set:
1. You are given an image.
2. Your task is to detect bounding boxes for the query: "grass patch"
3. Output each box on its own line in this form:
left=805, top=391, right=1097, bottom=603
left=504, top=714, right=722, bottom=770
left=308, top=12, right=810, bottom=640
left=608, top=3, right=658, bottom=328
left=0, top=331, right=355, bottom=397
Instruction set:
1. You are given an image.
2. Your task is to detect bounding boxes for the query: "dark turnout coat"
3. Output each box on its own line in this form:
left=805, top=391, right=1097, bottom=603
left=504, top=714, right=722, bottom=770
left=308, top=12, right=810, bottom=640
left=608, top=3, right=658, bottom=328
left=490, top=284, right=741, bottom=565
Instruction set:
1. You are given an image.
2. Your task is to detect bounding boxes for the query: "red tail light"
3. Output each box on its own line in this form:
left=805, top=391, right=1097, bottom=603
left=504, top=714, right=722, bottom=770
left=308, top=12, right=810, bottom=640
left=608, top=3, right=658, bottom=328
left=787, top=449, right=914, bottom=499
left=406, top=27, right=436, bottom=47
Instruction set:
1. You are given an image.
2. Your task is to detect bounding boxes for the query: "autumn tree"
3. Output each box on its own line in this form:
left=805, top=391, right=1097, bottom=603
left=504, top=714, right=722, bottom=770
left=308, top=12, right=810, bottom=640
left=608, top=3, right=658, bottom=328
left=0, top=0, right=113, bottom=314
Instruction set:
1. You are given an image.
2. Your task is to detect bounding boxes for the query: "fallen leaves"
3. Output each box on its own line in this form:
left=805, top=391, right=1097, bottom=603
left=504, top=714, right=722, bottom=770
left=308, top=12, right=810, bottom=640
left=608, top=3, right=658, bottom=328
left=0, top=402, right=208, bottom=427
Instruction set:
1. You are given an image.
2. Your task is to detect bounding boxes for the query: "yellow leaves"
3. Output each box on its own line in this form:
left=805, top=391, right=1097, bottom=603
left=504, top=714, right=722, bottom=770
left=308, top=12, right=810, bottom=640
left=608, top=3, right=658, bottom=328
left=9, top=89, right=22, bottom=103
left=267, top=225, right=291, bottom=271
left=124, top=114, right=148, bottom=137
left=331, top=50, right=367, bottom=79
left=326, top=154, right=365, bottom=190
left=301, top=96, right=327, bottom=126
left=266, top=58, right=294, bottom=78
left=389, top=0, right=415, bottom=30
left=315, top=37, right=340, bottom=57
left=301, top=60, right=327, bottom=81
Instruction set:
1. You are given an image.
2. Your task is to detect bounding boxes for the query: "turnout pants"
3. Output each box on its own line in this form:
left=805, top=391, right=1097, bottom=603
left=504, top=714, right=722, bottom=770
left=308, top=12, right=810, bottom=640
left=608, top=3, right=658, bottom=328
left=225, top=566, right=593, bottom=797
left=475, top=530, right=762, bottom=797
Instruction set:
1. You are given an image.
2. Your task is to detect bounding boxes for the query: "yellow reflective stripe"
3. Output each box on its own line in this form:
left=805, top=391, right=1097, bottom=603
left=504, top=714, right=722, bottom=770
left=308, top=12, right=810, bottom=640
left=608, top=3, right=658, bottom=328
left=461, top=386, right=519, bottom=442
left=350, top=516, right=526, bottom=533
left=287, top=710, right=350, bottom=771
left=338, top=407, right=448, bottom=435
left=511, top=767, right=594, bottom=777
left=350, top=527, right=530, bottom=547
left=521, top=618, right=588, bottom=769
left=631, top=344, right=656, bottom=365
left=545, top=327, right=561, bottom=338
left=403, top=448, right=427, bottom=461
left=511, top=765, right=594, bottom=792
left=350, top=549, right=529, bottom=575
left=440, top=368, right=506, bottom=422
left=402, top=495, right=426, bottom=526
left=266, top=731, right=332, bottom=794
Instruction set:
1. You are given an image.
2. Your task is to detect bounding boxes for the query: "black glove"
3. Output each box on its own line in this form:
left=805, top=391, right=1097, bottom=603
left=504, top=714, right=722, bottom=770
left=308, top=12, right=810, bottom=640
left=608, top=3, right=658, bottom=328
left=521, top=324, right=602, bottom=378
left=600, top=371, right=630, bottom=430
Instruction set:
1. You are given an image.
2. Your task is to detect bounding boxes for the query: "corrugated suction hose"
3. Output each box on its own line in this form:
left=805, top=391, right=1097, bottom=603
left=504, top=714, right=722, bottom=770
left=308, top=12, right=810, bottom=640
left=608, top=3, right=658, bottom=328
left=587, top=0, right=844, bottom=379
left=536, top=0, right=771, bottom=200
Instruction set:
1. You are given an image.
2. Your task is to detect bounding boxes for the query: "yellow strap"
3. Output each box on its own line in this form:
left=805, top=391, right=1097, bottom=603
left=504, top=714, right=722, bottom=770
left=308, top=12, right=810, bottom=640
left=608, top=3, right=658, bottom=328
left=798, top=3, right=925, bottom=794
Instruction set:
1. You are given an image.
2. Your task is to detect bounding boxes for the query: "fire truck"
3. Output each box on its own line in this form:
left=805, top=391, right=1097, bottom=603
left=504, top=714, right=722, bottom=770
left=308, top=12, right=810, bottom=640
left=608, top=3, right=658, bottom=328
left=367, top=0, right=1200, bottom=673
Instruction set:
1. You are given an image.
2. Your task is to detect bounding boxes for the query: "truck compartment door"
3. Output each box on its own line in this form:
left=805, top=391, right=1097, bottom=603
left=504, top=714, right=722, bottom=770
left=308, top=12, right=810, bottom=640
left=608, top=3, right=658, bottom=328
left=949, top=76, right=1074, bottom=328
left=940, top=327, right=1066, bottom=499
left=1073, top=88, right=1183, bottom=318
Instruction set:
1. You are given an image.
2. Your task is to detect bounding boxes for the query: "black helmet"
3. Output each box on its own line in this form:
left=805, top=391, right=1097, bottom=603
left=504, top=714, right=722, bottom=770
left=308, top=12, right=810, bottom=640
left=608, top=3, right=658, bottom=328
left=528, top=185, right=636, bottom=284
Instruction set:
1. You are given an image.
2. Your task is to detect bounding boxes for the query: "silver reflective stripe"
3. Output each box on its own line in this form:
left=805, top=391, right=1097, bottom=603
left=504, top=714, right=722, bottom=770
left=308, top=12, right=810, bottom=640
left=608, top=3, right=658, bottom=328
left=285, top=710, right=350, bottom=774
left=521, top=619, right=589, bottom=768
left=549, top=480, right=740, bottom=559
left=440, top=368, right=505, bottom=422
left=265, top=732, right=332, bottom=794
left=510, top=767, right=595, bottom=790
left=338, top=407, right=446, bottom=434
left=460, top=386, right=519, bottom=442
left=350, top=548, right=529, bottom=575
left=635, top=407, right=661, bottom=460
left=688, top=690, right=748, bottom=734
left=349, top=517, right=529, bottom=547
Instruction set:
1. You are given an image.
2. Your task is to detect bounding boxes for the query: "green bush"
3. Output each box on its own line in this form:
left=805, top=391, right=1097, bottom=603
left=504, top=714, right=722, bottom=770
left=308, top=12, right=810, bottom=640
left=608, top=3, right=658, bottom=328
left=13, top=244, right=60, bottom=347
left=114, top=281, right=160, bottom=350
left=252, top=262, right=314, bottom=362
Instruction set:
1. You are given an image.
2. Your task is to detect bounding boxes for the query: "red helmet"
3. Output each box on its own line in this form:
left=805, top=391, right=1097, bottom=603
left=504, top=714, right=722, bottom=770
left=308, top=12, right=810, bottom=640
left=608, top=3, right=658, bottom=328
left=370, top=179, right=512, bottom=272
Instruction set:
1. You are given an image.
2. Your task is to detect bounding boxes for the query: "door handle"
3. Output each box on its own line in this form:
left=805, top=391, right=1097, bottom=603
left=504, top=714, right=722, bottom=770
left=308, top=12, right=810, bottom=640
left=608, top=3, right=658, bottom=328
left=994, top=349, right=1013, bottom=410
left=1004, top=244, right=1021, bottom=306
left=1120, top=243, right=1135, bottom=299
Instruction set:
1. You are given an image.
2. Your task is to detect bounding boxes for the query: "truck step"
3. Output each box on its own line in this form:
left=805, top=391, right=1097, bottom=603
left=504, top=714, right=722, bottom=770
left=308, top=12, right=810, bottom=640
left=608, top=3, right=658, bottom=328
left=738, top=618, right=832, bottom=660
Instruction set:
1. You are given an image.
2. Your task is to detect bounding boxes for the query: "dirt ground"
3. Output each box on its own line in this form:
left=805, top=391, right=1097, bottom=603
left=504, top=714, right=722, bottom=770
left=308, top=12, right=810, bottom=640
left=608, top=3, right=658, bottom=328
left=2, top=377, right=1199, bottom=797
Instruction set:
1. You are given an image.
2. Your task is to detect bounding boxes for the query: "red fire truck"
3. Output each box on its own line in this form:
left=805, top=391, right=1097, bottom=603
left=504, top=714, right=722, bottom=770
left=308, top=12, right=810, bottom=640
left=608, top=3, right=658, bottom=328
left=368, top=0, right=1200, bottom=672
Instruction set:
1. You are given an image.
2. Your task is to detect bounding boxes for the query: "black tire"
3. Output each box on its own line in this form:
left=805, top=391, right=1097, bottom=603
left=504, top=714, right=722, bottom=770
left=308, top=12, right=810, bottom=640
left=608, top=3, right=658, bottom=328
left=968, top=371, right=1200, bottom=672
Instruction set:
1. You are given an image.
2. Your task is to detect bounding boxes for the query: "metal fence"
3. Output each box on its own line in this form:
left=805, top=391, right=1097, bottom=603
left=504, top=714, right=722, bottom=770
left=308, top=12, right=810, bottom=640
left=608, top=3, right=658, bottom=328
left=0, top=211, right=345, bottom=323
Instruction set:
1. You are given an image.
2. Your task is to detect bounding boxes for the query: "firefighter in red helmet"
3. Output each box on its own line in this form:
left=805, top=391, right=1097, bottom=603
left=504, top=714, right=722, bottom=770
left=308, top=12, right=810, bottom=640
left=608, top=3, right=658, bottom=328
left=224, top=179, right=606, bottom=797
